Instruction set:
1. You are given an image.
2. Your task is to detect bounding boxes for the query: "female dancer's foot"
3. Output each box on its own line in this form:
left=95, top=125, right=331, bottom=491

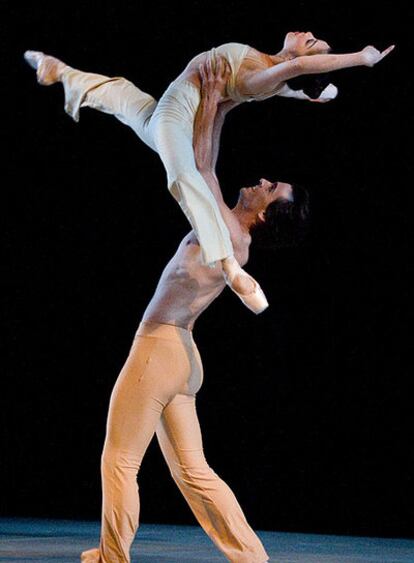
left=222, top=256, right=269, bottom=314
left=23, top=50, right=67, bottom=85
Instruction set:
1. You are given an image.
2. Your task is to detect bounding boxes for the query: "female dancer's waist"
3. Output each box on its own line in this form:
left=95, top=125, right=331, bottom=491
left=168, top=77, right=200, bottom=92
left=152, top=79, right=200, bottom=127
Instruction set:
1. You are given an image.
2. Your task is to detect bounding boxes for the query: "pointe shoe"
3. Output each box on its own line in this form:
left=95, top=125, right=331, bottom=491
left=23, top=50, right=66, bottom=85
left=80, top=547, right=100, bottom=562
left=223, top=258, right=269, bottom=314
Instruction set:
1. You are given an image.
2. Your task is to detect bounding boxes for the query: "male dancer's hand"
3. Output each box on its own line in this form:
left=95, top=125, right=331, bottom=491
left=199, top=54, right=231, bottom=103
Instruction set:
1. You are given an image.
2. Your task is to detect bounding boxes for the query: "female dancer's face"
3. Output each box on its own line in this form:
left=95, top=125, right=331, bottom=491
left=239, top=178, right=293, bottom=214
left=283, top=31, right=331, bottom=56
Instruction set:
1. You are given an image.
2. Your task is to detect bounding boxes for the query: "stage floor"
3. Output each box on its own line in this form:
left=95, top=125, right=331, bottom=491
left=1, top=518, right=413, bottom=562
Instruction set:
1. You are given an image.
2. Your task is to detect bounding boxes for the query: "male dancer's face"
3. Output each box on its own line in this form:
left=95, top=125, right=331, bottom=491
left=238, top=178, right=293, bottom=215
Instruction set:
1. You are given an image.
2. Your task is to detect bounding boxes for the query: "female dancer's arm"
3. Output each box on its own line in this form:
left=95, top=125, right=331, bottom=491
left=297, top=44, right=395, bottom=73
left=241, top=44, right=395, bottom=97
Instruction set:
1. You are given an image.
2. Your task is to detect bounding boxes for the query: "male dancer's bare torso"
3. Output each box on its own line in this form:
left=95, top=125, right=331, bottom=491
left=142, top=227, right=250, bottom=330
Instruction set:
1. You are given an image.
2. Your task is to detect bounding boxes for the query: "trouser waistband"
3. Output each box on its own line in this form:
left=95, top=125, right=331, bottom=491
left=135, top=320, right=194, bottom=343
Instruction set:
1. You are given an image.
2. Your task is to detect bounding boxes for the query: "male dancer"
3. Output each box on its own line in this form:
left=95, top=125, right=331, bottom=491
left=55, top=58, right=308, bottom=561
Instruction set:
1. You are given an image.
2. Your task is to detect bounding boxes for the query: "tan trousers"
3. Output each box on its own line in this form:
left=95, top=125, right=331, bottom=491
left=83, top=321, right=268, bottom=562
left=60, top=66, right=234, bottom=266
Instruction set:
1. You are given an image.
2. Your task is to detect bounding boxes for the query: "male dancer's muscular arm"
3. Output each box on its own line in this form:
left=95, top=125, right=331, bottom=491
left=193, top=57, right=230, bottom=204
left=193, top=57, right=243, bottom=236
left=210, top=99, right=241, bottom=180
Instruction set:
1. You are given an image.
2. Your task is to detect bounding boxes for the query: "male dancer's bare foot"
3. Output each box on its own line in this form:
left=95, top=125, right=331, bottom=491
left=23, top=50, right=67, bottom=85
left=222, top=256, right=269, bottom=314
left=80, top=547, right=100, bottom=562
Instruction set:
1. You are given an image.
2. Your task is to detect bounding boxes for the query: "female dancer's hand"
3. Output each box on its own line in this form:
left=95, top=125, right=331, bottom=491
left=310, top=83, right=338, bottom=103
left=218, top=98, right=242, bottom=114
left=360, top=44, right=395, bottom=67
left=199, top=54, right=231, bottom=102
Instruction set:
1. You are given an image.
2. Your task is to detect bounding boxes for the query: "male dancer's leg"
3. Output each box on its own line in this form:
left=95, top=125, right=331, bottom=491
left=81, top=330, right=190, bottom=563
left=156, top=393, right=269, bottom=563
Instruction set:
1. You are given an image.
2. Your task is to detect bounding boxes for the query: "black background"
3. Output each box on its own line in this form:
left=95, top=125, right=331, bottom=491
left=2, top=0, right=413, bottom=540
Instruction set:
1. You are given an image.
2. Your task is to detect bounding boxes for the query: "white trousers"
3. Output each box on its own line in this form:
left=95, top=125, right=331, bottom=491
left=61, top=66, right=234, bottom=265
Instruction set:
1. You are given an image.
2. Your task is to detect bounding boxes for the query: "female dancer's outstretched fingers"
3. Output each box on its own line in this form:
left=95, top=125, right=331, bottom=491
left=361, top=44, right=395, bottom=67
left=380, top=44, right=396, bottom=60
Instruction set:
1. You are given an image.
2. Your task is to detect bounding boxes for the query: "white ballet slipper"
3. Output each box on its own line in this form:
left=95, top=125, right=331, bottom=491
left=23, top=50, right=44, bottom=68
left=223, top=258, right=269, bottom=314
left=23, top=50, right=65, bottom=85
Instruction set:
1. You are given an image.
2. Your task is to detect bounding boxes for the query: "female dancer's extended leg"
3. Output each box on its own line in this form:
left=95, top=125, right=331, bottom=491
left=24, top=52, right=233, bottom=265
left=61, top=66, right=234, bottom=266
left=23, top=51, right=269, bottom=311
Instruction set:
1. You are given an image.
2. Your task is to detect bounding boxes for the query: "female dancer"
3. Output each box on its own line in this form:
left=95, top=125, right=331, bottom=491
left=24, top=32, right=394, bottom=313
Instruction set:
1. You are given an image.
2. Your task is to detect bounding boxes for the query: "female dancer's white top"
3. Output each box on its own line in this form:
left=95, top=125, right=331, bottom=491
left=188, top=42, right=285, bottom=103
